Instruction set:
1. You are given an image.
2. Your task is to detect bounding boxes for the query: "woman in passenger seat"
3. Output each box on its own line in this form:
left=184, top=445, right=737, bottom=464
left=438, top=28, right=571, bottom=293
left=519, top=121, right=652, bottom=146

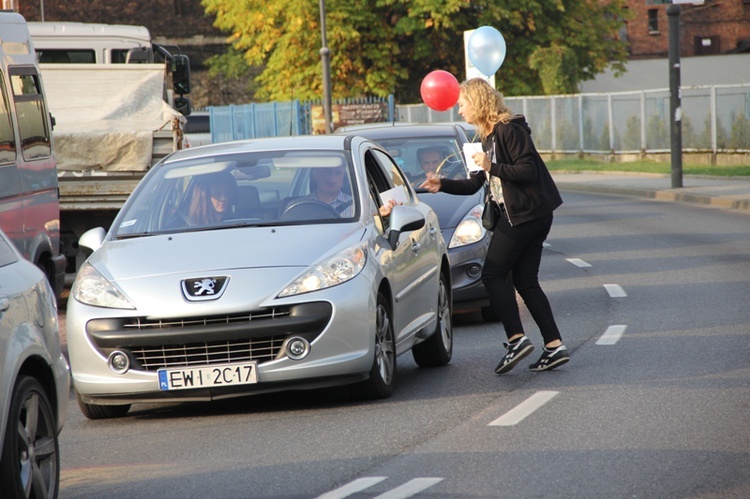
left=186, top=171, right=238, bottom=225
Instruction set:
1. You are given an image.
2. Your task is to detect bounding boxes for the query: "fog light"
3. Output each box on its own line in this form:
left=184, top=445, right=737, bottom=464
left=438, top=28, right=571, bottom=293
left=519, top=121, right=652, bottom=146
left=108, top=351, right=130, bottom=374
left=286, top=337, right=310, bottom=360
left=466, top=263, right=482, bottom=279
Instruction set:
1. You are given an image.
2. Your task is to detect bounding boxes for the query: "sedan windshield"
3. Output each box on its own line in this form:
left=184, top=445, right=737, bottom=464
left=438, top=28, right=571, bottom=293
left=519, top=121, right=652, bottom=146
left=113, top=150, right=358, bottom=238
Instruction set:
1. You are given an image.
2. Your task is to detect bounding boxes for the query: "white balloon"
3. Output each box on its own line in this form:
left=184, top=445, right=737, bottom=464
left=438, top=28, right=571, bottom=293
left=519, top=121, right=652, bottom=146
left=468, top=26, right=507, bottom=77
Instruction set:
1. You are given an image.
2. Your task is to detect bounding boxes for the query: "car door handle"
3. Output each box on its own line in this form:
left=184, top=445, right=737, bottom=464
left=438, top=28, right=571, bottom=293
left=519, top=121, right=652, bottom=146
left=0, top=297, right=9, bottom=313
left=429, top=226, right=438, bottom=238
left=411, top=241, right=421, bottom=253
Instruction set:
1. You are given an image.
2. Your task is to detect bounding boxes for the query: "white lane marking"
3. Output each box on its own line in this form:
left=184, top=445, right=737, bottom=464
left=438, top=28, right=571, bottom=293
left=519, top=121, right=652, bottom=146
left=317, top=477, right=387, bottom=499
left=543, top=242, right=551, bottom=247
left=567, top=258, right=591, bottom=267
left=597, top=325, right=627, bottom=345
left=372, top=478, right=444, bottom=499
left=604, top=284, right=627, bottom=297
left=489, top=391, right=559, bottom=426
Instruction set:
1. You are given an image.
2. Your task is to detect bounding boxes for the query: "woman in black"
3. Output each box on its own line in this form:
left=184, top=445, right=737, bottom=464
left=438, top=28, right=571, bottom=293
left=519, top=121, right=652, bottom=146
left=421, top=78, right=569, bottom=374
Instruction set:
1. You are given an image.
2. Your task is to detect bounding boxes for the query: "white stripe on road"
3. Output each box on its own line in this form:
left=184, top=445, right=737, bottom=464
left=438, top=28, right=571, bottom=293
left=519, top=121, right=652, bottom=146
left=604, top=284, right=627, bottom=297
left=597, top=325, right=628, bottom=345
left=567, top=258, right=591, bottom=267
left=317, top=477, right=387, bottom=499
left=489, top=391, right=559, bottom=426
left=372, top=478, right=444, bottom=499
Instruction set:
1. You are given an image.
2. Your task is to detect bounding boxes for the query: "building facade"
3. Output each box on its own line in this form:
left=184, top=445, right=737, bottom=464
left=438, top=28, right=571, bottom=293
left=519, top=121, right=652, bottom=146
left=624, top=0, right=750, bottom=59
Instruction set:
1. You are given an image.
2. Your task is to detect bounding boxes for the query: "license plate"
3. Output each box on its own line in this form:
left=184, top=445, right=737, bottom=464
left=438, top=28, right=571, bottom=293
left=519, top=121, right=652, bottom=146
left=158, top=362, right=258, bottom=391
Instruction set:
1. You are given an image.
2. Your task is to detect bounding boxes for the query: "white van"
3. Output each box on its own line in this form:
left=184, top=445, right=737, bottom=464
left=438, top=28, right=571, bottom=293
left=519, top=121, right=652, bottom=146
left=27, top=21, right=154, bottom=64
left=0, top=12, right=65, bottom=297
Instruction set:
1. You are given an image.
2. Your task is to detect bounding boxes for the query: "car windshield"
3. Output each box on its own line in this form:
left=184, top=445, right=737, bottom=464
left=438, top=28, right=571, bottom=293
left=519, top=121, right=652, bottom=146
left=372, top=136, right=469, bottom=188
left=112, top=150, right=358, bottom=238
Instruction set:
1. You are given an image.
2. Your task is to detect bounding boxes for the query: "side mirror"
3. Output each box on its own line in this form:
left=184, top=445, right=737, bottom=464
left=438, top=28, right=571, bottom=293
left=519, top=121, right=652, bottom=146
left=386, top=205, right=425, bottom=248
left=172, top=54, right=191, bottom=95
left=78, top=227, right=106, bottom=256
left=174, top=96, right=191, bottom=116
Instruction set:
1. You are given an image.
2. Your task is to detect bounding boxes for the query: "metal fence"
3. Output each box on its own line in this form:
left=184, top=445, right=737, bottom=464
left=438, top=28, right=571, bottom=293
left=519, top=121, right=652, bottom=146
left=398, top=84, right=750, bottom=154
left=209, top=84, right=750, bottom=155
left=208, top=97, right=395, bottom=143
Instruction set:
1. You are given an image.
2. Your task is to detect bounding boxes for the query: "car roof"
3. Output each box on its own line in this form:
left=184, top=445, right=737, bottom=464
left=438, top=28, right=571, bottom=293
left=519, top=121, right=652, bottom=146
left=165, top=134, right=364, bottom=163
left=335, top=122, right=466, bottom=139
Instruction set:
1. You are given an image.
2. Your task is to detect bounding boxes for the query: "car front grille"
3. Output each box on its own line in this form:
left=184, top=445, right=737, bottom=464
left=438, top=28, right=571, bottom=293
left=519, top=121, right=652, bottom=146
left=131, top=336, right=286, bottom=371
left=122, top=308, right=291, bottom=330
left=86, top=302, right=333, bottom=372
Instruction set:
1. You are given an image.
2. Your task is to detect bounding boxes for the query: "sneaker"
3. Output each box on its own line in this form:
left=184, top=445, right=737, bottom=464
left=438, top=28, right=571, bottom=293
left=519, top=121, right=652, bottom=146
left=495, top=336, right=534, bottom=374
left=529, top=345, right=570, bottom=371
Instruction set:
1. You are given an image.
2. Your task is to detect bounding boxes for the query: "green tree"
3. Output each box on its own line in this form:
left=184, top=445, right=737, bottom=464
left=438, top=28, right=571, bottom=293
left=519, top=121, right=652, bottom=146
left=201, top=0, right=630, bottom=102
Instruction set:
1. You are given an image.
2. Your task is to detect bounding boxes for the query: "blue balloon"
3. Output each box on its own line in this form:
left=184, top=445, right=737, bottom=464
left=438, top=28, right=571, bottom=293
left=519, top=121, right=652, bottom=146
left=468, top=26, right=507, bottom=77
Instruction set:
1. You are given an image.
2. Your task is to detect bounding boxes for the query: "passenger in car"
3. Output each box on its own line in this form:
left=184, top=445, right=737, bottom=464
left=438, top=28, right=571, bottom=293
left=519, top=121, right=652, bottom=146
left=185, top=171, right=238, bottom=225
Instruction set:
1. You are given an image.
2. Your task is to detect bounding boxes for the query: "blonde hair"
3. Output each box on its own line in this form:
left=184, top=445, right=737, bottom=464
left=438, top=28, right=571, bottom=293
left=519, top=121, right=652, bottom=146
left=460, top=78, right=513, bottom=138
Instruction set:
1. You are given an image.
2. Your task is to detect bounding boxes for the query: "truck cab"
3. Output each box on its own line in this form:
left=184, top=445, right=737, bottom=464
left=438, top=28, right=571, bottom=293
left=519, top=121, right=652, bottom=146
left=0, top=12, right=66, bottom=297
left=28, top=21, right=191, bottom=115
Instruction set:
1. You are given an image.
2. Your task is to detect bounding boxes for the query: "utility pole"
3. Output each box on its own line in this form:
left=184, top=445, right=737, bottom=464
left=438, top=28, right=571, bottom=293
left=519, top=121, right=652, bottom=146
left=667, top=4, right=683, bottom=188
left=319, top=0, right=333, bottom=134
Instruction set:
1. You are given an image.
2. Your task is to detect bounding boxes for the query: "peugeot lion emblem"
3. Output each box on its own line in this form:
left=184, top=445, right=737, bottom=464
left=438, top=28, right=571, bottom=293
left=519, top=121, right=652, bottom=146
left=181, top=276, right=230, bottom=301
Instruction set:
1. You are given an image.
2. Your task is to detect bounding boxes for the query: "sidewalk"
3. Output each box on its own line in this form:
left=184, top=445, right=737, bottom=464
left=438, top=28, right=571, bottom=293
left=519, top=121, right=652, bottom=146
left=551, top=171, right=750, bottom=213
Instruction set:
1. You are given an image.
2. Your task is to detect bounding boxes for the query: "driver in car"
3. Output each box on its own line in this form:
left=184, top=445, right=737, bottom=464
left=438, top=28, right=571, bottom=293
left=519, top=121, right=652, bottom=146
left=289, top=165, right=397, bottom=219
left=306, top=165, right=355, bottom=217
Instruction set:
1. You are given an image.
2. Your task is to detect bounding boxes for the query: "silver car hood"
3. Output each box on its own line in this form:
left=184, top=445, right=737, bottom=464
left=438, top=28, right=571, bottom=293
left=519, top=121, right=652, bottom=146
left=85, top=224, right=367, bottom=315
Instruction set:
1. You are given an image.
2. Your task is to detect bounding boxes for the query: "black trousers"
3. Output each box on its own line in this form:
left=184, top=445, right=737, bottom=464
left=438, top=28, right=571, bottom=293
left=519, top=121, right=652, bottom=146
left=481, top=211, right=562, bottom=345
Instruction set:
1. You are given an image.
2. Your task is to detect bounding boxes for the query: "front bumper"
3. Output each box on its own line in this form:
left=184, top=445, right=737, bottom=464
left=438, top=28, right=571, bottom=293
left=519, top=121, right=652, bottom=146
left=68, top=292, right=377, bottom=405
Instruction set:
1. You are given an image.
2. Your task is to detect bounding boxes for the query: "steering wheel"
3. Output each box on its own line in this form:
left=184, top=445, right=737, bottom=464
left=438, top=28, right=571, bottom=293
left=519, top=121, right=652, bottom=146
left=280, top=199, right=341, bottom=221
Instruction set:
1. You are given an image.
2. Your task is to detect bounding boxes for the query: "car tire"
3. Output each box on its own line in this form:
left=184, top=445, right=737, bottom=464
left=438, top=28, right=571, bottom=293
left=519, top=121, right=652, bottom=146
left=413, top=271, right=453, bottom=367
left=353, top=291, right=396, bottom=400
left=75, top=389, right=131, bottom=420
left=481, top=305, right=501, bottom=322
left=0, top=375, right=60, bottom=499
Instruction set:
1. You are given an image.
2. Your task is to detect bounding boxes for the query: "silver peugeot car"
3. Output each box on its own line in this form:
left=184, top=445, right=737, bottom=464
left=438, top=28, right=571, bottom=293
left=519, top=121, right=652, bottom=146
left=67, top=135, right=453, bottom=419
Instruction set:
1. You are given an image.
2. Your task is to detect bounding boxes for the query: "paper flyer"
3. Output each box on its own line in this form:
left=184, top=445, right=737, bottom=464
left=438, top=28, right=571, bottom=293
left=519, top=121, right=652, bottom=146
left=380, top=185, right=408, bottom=206
left=463, top=143, right=484, bottom=172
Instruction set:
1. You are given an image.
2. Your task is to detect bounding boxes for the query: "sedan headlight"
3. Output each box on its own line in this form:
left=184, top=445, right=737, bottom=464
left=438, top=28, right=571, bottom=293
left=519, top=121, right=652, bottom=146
left=71, top=263, right=135, bottom=309
left=278, top=245, right=367, bottom=298
left=449, top=204, right=486, bottom=249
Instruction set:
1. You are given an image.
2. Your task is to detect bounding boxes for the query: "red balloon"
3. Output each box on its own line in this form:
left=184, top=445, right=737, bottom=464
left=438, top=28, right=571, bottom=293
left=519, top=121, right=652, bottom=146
left=420, top=70, right=460, bottom=111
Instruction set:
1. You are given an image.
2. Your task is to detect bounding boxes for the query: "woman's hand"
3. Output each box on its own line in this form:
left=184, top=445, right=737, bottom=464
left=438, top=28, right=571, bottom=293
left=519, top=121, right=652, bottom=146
left=472, top=151, right=491, bottom=172
left=419, top=175, right=441, bottom=193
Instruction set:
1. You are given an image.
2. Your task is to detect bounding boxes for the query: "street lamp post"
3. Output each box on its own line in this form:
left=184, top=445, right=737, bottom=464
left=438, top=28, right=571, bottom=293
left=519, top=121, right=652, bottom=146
left=319, top=0, right=333, bottom=134
left=667, top=4, right=683, bottom=188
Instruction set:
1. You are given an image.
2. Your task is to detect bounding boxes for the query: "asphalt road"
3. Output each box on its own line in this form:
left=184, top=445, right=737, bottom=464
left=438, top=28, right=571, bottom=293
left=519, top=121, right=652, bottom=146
left=57, top=189, right=750, bottom=498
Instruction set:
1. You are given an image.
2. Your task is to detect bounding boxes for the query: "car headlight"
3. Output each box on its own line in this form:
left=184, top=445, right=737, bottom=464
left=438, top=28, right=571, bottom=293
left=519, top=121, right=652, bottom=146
left=278, top=245, right=367, bottom=298
left=449, top=204, right=486, bottom=249
left=71, top=263, right=135, bottom=309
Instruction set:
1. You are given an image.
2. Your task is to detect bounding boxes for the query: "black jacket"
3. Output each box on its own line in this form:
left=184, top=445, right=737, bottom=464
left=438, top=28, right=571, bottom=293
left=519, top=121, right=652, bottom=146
left=438, top=115, right=562, bottom=226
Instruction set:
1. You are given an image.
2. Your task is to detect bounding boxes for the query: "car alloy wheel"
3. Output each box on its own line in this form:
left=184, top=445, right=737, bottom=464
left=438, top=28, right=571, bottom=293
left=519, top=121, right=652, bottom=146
left=0, top=376, right=60, bottom=499
left=354, top=291, right=396, bottom=399
left=412, top=270, right=453, bottom=367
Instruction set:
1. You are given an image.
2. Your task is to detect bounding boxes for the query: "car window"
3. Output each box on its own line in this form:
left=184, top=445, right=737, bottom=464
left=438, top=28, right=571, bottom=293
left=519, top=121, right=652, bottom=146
left=369, top=149, right=412, bottom=203
left=113, top=151, right=358, bottom=237
left=374, top=136, right=468, bottom=187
